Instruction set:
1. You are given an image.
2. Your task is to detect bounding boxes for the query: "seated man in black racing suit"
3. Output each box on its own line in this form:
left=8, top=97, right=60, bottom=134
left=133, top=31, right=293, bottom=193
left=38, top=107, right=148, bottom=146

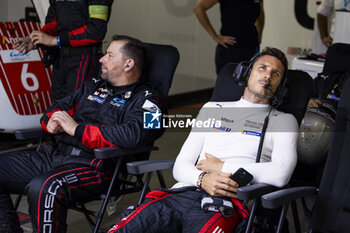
left=307, top=71, right=350, bottom=110
left=0, top=35, right=165, bottom=233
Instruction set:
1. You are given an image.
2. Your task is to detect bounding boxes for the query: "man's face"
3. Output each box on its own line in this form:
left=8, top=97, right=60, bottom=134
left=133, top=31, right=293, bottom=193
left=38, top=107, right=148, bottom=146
left=246, top=55, right=285, bottom=100
left=99, top=40, right=127, bottom=84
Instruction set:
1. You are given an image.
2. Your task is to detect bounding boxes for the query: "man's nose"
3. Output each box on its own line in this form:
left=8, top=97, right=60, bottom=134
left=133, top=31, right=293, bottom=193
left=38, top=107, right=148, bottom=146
left=99, top=55, right=106, bottom=64
left=264, top=70, right=272, bottom=80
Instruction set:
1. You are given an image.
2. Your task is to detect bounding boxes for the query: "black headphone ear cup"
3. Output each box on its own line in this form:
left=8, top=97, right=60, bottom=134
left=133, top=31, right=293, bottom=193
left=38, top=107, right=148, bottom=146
left=232, top=61, right=251, bottom=86
left=232, top=52, right=262, bottom=86
left=272, top=77, right=288, bottom=107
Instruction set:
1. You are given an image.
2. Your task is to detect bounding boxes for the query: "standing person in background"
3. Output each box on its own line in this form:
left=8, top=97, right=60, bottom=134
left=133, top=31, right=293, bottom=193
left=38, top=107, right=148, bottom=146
left=14, top=0, right=114, bottom=101
left=317, top=0, right=350, bottom=47
left=194, top=0, right=264, bottom=74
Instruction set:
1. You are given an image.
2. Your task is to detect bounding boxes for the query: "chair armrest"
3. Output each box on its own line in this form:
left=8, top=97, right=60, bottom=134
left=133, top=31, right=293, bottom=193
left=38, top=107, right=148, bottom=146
left=94, top=146, right=158, bottom=160
left=127, top=160, right=175, bottom=175
left=261, top=186, right=318, bottom=209
left=236, top=183, right=279, bottom=201
left=15, top=128, right=45, bottom=140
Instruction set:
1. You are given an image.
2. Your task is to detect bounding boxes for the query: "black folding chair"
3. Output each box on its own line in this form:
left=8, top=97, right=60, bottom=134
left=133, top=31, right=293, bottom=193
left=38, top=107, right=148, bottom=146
left=13, top=42, right=180, bottom=233
left=261, top=77, right=350, bottom=233
left=312, top=43, right=350, bottom=101
left=322, top=43, right=350, bottom=75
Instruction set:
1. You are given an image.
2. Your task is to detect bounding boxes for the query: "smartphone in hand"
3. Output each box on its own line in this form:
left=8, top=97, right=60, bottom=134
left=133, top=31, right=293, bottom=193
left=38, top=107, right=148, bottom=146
left=230, top=168, right=253, bottom=187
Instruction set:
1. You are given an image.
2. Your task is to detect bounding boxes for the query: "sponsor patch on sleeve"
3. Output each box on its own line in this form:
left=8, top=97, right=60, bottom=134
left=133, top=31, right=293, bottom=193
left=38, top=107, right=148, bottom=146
left=142, top=99, right=160, bottom=112
left=89, top=5, right=109, bottom=21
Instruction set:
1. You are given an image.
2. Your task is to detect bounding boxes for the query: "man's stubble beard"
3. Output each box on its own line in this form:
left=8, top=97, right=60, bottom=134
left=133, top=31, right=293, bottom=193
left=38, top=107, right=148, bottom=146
left=248, top=85, right=273, bottom=100
left=101, top=72, right=108, bottom=80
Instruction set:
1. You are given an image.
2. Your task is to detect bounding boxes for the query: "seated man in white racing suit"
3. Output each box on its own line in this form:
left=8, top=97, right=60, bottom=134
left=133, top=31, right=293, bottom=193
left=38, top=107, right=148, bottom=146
left=108, top=47, right=298, bottom=233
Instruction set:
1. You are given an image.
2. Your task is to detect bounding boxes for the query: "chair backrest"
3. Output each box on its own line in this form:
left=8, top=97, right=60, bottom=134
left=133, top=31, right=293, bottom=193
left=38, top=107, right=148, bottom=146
left=129, top=43, right=179, bottom=161
left=211, top=63, right=313, bottom=124
left=211, top=63, right=245, bottom=102
left=143, top=43, right=180, bottom=101
left=311, top=78, right=350, bottom=232
left=322, top=43, right=350, bottom=74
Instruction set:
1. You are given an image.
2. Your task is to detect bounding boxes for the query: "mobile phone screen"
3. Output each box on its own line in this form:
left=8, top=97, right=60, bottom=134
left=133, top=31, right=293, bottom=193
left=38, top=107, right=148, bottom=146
left=230, top=168, right=253, bottom=187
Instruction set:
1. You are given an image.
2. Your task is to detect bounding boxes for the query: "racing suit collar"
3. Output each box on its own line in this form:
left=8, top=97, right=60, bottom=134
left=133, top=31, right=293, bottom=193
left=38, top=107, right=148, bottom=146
left=105, top=78, right=145, bottom=96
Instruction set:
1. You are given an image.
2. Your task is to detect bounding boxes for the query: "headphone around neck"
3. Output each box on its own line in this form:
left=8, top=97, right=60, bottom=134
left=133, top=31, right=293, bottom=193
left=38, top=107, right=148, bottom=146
left=232, top=53, right=288, bottom=107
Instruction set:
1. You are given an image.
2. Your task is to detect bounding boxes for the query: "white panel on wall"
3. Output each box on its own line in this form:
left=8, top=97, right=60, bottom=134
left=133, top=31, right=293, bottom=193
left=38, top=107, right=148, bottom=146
left=32, top=0, right=50, bottom=26
left=260, top=0, right=316, bottom=63
left=7, top=0, right=33, bottom=21
left=106, top=0, right=217, bottom=95
left=0, top=1, right=9, bottom=22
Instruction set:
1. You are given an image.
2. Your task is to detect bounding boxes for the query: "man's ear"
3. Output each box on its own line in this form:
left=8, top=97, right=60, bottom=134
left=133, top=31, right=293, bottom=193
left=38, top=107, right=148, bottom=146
left=124, top=59, right=135, bottom=72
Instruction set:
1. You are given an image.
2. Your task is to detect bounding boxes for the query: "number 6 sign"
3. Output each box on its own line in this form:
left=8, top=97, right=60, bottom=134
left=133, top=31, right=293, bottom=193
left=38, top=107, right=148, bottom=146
left=21, top=63, right=39, bottom=91
left=0, top=21, right=52, bottom=117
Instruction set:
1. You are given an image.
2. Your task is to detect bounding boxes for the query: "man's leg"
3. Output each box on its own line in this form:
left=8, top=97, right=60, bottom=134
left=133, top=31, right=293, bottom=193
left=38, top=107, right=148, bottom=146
left=51, top=56, right=67, bottom=101
left=52, top=53, right=101, bottom=101
left=65, top=53, right=101, bottom=96
left=109, top=188, right=249, bottom=233
left=0, top=150, right=54, bottom=233
left=108, top=190, right=183, bottom=233
left=26, top=159, right=112, bottom=233
left=182, top=192, right=249, bottom=233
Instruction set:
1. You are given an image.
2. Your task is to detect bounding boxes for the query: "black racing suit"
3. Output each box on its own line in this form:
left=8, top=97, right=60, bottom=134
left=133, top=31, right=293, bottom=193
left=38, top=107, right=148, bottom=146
left=0, top=77, right=165, bottom=233
left=108, top=187, right=249, bottom=233
left=41, top=0, right=113, bottom=101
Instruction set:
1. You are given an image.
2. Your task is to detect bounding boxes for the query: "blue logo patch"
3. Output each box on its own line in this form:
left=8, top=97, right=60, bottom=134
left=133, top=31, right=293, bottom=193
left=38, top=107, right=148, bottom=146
left=10, top=51, right=29, bottom=58
left=327, top=94, right=340, bottom=101
left=113, top=97, right=126, bottom=107
left=88, top=95, right=104, bottom=103
left=143, top=111, right=161, bottom=129
left=241, top=130, right=261, bottom=137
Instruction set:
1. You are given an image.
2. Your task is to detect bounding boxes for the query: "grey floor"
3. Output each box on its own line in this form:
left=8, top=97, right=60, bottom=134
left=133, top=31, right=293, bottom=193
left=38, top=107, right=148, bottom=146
left=3, top=106, right=316, bottom=233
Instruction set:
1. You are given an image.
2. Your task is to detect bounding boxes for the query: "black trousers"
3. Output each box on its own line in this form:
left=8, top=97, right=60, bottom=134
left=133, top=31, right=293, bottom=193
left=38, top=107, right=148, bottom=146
left=109, top=187, right=249, bottom=233
left=0, top=143, right=112, bottom=233
left=51, top=53, right=102, bottom=101
left=215, top=44, right=257, bottom=74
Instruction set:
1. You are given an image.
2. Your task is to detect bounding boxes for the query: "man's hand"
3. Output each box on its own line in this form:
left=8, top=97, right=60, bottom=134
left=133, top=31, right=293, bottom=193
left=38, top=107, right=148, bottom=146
left=13, top=37, right=34, bottom=54
left=213, top=34, right=236, bottom=48
left=201, top=172, right=238, bottom=198
left=307, top=98, right=322, bottom=108
left=317, top=13, right=332, bottom=47
left=47, top=118, right=64, bottom=134
left=30, top=31, right=57, bottom=47
left=50, top=111, right=79, bottom=136
left=197, top=153, right=224, bottom=173
left=321, top=35, right=333, bottom=47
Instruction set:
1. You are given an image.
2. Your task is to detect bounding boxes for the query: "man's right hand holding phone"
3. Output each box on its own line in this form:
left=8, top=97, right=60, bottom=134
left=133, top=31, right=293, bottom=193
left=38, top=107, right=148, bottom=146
left=198, top=153, right=253, bottom=198
left=201, top=172, right=239, bottom=198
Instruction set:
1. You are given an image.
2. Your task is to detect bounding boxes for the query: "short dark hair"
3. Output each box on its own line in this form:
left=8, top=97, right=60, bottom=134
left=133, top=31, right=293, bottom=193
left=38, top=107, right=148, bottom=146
left=253, top=47, right=288, bottom=78
left=111, top=35, right=148, bottom=73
